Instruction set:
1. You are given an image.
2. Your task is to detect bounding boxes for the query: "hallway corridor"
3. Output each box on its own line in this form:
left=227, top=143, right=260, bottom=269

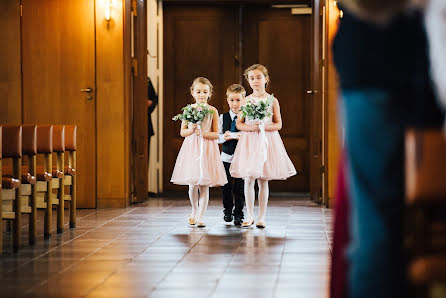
left=0, top=197, right=332, bottom=298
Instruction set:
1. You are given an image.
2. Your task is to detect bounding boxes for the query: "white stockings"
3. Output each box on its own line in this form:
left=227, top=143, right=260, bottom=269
left=243, top=178, right=269, bottom=222
left=188, top=185, right=209, bottom=222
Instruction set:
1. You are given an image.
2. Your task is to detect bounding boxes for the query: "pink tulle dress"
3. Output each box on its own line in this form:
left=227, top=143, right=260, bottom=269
left=230, top=95, right=297, bottom=180
left=171, top=114, right=228, bottom=187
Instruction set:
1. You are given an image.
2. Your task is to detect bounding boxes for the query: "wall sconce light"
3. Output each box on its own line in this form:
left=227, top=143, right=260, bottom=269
left=104, top=0, right=116, bottom=21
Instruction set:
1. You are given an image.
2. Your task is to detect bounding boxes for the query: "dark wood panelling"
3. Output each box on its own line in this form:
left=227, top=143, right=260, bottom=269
left=243, top=7, right=311, bottom=192
left=163, top=5, right=239, bottom=191
left=309, top=0, right=323, bottom=202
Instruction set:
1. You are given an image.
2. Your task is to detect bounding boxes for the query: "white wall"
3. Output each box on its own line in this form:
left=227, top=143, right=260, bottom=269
left=147, top=0, right=163, bottom=193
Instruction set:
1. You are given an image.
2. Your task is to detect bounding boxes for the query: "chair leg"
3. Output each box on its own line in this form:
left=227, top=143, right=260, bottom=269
left=0, top=160, right=3, bottom=255
left=13, top=158, right=21, bottom=252
left=57, top=152, right=64, bottom=233
left=29, top=156, right=37, bottom=245
left=44, top=154, right=52, bottom=239
left=69, top=152, right=76, bottom=228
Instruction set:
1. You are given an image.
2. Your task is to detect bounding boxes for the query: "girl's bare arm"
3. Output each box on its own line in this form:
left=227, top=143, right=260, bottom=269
left=236, top=111, right=259, bottom=132
left=180, top=121, right=196, bottom=137
left=265, top=98, right=282, bottom=131
left=201, top=107, right=219, bottom=140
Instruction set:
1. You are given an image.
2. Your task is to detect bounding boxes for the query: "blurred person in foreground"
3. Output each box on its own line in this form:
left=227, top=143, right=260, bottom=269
left=333, top=1, right=445, bottom=297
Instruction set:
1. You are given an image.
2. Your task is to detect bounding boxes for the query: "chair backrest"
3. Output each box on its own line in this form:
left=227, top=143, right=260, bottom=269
left=37, top=125, right=53, bottom=154
left=53, top=125, right=65, bottom=153
left=65, top=125, right=77, bottom=152
left=22, top=124, right=37, bottom=156
left=2, top=125, right=22, bottom=158
left=406, top=129, right=446, bottom=203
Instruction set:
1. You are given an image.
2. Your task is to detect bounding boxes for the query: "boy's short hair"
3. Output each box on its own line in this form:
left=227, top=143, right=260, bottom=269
left=226, top=84, right=246, bottom=97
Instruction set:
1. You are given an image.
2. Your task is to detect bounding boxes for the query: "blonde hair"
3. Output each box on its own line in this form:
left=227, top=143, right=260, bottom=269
left=243, top=64, right=270, bottom=86
left=190, top=77, right=213, bottom=98
left=226, top=84, right=246, bottom=97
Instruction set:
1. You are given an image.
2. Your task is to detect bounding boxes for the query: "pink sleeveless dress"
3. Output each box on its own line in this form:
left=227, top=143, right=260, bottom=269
left=230, top=95, right=297, bottom=180
left=171, top=114, right=227, bottom=187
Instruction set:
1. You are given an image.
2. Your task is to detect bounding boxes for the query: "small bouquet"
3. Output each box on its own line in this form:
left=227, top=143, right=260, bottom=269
left=241, top=96, right=273, bottom=120
left=172, top=103, right=214, bottom=124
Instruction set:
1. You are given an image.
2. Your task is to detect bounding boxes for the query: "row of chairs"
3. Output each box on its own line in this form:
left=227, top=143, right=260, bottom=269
left=1, top=124, right=77, bottom=253
left=405, top=129, right=446, bottom=296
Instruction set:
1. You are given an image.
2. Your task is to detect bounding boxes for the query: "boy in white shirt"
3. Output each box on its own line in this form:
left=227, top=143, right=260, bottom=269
left=218, top=84, right=246, bottom=225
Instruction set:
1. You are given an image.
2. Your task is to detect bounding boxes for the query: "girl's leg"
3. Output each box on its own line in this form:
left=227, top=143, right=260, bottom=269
left=257, top=179, right=269, bottom=224
left=243, top=178, right=255, bottom=223
left=188, top=185, right=199, bottom=219
left=197, top=185, right=210, bottom=223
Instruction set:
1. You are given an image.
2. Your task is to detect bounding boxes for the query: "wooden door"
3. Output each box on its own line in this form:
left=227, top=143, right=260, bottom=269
left=22, top=0, right=96, bottom=208
left=163, top=4, right=239, bottom=191
left=243, top=6, right=312, bottom=192
left=309, top=0, right=324, bottom=203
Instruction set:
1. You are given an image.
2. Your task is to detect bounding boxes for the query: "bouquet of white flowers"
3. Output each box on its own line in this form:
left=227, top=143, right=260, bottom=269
left=172, top=103, right=214, bottom=124
left=241, top=96, right=273, bottom=120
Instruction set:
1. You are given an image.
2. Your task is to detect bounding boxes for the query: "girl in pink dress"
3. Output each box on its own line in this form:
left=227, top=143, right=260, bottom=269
left=230, top=64, right=296, bottom=228
left=171, top=77, right=227, bottom=227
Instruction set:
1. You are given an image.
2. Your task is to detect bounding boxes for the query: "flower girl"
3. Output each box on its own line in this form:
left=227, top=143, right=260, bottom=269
left=171, top=77, right=227, bottom=227
left=230, top=64, right=297, bottom=228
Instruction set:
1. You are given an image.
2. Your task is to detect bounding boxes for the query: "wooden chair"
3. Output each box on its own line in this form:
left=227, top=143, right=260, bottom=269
left=36, top=125, right=53, bottom=239
left=2, top=125, right=38, bottom=245
left=64, top=125, right=76, bottom=228
left=405, top=129, right=446, bottom=295
left=21, top=125, right=38, bottom=245
left=1, top=125, right=22, bottom=252
left=51, top=125, right=65, bottom=233
left=0, top=126, right=2, bottom=254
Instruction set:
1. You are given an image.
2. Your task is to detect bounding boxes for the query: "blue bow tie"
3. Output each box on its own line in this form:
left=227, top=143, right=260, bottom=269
left=231, top=115, right=237, bottom=132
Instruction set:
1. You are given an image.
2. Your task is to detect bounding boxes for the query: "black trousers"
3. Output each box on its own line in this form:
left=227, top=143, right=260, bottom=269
left=222, top=161, right=244, bottom=216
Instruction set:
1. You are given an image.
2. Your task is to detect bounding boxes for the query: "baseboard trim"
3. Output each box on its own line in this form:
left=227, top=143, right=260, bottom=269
left=327, top=197, right=335, bottom=209
left=97, top=197, right=130, bottom=208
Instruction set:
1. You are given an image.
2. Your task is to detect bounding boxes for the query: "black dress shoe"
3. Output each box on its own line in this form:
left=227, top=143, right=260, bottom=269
left=234, top=215, right=243, bottom=226
left=223, top=213, right=233, bottom=222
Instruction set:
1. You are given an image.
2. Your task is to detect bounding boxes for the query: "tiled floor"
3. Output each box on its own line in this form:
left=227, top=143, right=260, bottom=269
left=1, top=196, right=333, bottom=298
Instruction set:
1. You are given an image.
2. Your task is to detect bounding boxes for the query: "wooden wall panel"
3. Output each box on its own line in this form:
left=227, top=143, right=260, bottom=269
left=0, top=0, right=22, bottom=124
left=96, top=0, right=129, bottom=207
left=124, top=0, right=132, bottom=204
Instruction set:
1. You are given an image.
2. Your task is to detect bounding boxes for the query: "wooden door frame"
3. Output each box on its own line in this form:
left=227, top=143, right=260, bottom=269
left=159, top=0, right=326, bottom=196
left=309, top=0, right=325, bottom=204
left=131, top=0, right=149, bottom=203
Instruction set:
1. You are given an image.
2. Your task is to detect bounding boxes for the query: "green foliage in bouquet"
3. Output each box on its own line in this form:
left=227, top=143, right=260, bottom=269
left=241, top=96, right=274, bottom=120
left=172, top=102, right=214, bottom=124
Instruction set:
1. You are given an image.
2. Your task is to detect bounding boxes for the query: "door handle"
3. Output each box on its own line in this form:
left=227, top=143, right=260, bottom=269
left=306, top=90, right=319, bottom=94
left=80, top=88, right=93, bottom=100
